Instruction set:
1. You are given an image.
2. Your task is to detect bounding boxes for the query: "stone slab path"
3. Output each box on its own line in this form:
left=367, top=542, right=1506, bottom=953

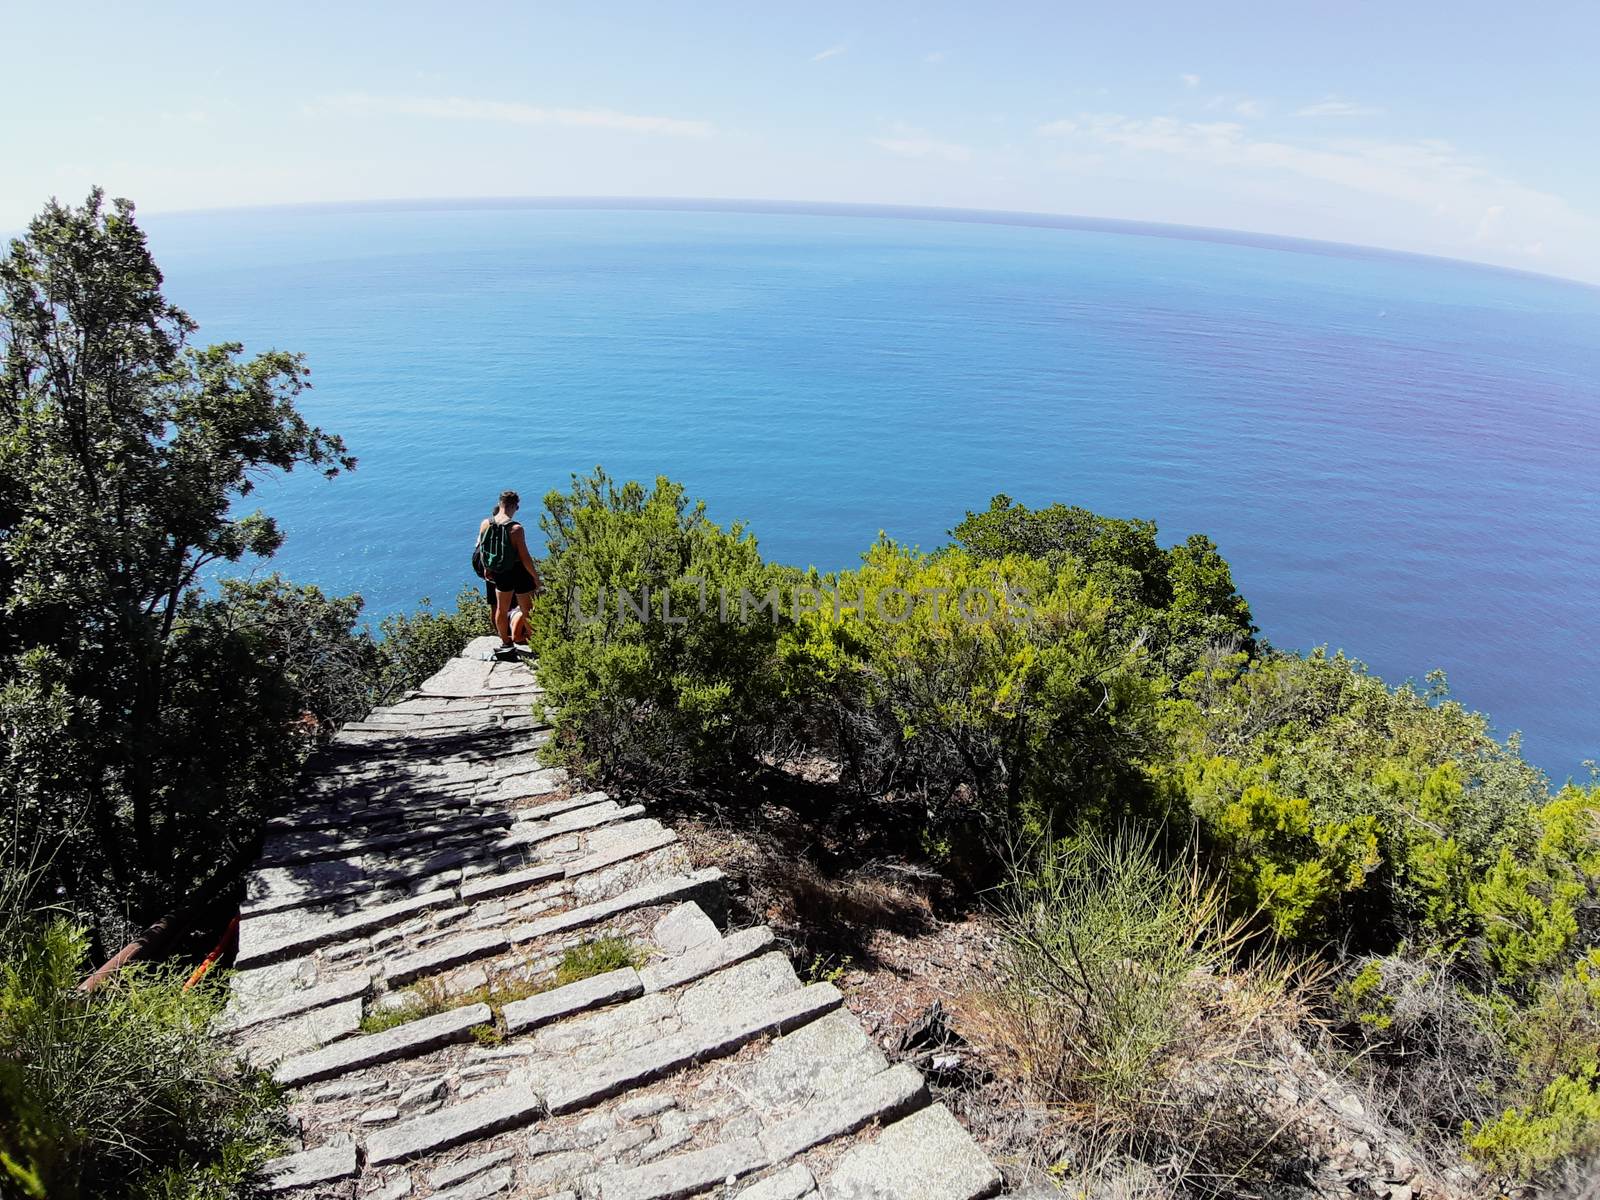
left=230, top=638, right=1004, bottom=1200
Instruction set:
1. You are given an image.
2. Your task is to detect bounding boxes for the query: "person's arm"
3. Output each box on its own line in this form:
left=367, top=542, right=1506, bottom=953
left=511, top=524, right=542, bottom=593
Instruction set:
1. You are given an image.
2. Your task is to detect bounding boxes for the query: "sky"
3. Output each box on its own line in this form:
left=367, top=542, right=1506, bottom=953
left=5, top=0, right=1600, bottom=282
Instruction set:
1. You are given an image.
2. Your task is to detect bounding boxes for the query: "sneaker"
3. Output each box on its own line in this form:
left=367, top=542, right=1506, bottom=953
left=492, top=643, right=519, bottom=661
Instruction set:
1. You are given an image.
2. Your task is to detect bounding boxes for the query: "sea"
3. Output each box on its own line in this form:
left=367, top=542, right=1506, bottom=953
left=135, top=200, right=1600, bottom=781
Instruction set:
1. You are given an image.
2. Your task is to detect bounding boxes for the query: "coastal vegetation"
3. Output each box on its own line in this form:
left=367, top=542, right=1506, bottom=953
left=0, top=195, right=486, bottom=1196
left=528, top=468, right=1600, bottom=1191
left=3, top=192, right=1597, bottom=1195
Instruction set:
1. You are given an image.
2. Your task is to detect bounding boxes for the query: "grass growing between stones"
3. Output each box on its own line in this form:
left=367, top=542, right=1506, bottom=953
left=357, top=935, right=647, bottom=1035
left=554, top=935, right=646, bottom=986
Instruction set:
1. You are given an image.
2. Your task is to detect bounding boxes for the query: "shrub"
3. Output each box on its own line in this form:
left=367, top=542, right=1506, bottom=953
left=0, top=919, right=285, bottom=1199
left=951, top=494, right=1257, bottom=680
left=778, top=540, right=1160, bottom=849
left=528, top=468, right=791, bottom=788
left=989, top=826, right=1248, bottom=1106
left=985, top=826, right=1314, bottom=1195
left=1155, top=648, right=1546, bottom=948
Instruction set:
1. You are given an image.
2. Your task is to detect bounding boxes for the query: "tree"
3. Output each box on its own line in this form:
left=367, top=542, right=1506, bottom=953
left=0, top=191, right=354, bottom=939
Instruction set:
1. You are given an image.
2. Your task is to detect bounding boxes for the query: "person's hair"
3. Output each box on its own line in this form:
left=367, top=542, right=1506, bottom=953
left=497, top=489, right=520, bottom=515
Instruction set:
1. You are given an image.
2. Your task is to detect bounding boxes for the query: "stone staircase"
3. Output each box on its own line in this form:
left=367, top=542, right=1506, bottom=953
left=227, top=637, right=1004, bottom=1200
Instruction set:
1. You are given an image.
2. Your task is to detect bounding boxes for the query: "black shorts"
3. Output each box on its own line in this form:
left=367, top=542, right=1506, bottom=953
left=489, top=562, right=538, bottom=595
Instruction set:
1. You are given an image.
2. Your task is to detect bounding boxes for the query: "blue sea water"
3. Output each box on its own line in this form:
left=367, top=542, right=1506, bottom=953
left=138, top=202, right=1600, bottom=781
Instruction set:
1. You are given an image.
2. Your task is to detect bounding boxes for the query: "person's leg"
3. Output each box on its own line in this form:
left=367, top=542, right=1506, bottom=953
left=494, top=587, right=515, bottom=647
left=485, top=578, right=495, bottom=618
left=511, top=591, right=534, bottom=646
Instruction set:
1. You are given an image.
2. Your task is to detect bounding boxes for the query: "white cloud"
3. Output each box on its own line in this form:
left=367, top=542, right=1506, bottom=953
left=1296, top=98, right=1385, bottom=118
left=1036, top=111, right=1597, bottom=266
left=314, top=93, right=714, bottom=138
left=1180, top=73, right=1201, bottom=88
left=811, top=44, right=847, bottom=62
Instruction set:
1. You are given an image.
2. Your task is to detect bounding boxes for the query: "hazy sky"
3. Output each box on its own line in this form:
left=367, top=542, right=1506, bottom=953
left=6, top=1, right=1599, bottom=282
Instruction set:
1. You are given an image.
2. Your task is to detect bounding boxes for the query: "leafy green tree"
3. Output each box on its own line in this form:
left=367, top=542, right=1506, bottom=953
left=528, top=467, right=789, bottom=787
left=779, top=540, right=1160, bottom=849
left=0, top=191, right=353, bottom=938
left=951, top=494, right=1256, bottom=679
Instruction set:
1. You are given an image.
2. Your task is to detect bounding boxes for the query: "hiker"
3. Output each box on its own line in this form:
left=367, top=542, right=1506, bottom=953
left=475, top=490, right=543, bottom=658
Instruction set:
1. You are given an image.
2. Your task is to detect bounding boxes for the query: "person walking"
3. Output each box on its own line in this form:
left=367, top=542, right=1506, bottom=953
left=475, top=489, right=542, bottom=658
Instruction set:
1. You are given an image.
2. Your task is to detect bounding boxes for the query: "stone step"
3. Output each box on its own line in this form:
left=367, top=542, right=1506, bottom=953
left=545, top=981, right=844, bottom=1115
left=819, top=1103, right=1002, bottom=1200
left=385, top=869, right=722, bottom=986
left=238, top=887, right=460, bottom=968
left=507, top=868, right=724, bottom=947
left=262, top=1138, right=358, bottom=1194
left=274, top=1002, right=493, bottom=1087
left=222, top=969, right=372, bottom=1033
left=259, top=811, right=514, bottom=869
left=590, top=1060, right=925, bottom=1200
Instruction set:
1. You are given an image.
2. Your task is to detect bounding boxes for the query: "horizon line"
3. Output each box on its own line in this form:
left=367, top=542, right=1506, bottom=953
left=132, top=193, right=1600, bottom=293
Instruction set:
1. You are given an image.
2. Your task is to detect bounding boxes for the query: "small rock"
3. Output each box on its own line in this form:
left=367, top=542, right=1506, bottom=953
left=364, top=1170, right=411, bottom=1200
left=397, top=1078, right=447, bottom=1113
left=360, top=1105, right=400, bottom=1124
left=429, top=1148, right=514, bottom=1190
left=617, top=1093, right=677, bottom=1121
left=313, top=1078, right=386, bottom=1104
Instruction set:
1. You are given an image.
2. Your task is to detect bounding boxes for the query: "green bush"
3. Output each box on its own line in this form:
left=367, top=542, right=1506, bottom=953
left=0, top=919, right=285, bottom=1199
left=778, top=540, right=1160, bottom=848
left=528, top=467, right=791, bottom=788
left=951, top=494, right=1257, bottom=680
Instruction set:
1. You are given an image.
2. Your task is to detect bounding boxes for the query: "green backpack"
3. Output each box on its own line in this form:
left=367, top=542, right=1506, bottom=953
left=476, top=520, right=517, bottom=578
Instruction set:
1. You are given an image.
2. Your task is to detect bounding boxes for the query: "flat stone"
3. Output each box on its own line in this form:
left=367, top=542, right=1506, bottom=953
left=759, top=1064, right=927, bottom=1164
left=494, top=802, right=637, bottom=853
left=653, top=903, right=720, bottom=955
left=675, top=953, right=798, bottom=1027
left=641, top=926, right=775, bottom=993
left=398, top=1078, right=448, bottom=1112
left=366, top=1169, right=413, bottom=1200
left=741, top=1011, right=889, bottom=1109
left=432, top=1166, right=514, bottom=1200
left=503, top=967, right=643, bottom=1035
left=239, top=997, right=363, bottom=1065
left=595, top=1137, right=767, bottom=1200
left=262, top=1139, right=358, bottom=1193
left=365, top=1074, right=544, bottom=1165
left=274, top=1003, right=492, bottom=1087
left=564, top=827, right=680, bottom=879
left=224, top=970, right=371, bottom=1032
left=385, top=930, right=511, bottom=986
left=617, top=1094, right=678, bottom=1121
left=238, top=888, right=458, bottom=967
left=508, top=868, right=724, bottom=945
left=524, top=1150, right=596, bottom=1191
left=545, top=982, right=842, bottom=1115
left=361, top=1105, right=401, bottom=1124
left=459, top=862, right=565, bottom=902
left=313, top=1078, right=388, bottom=1103
left=428, top=1148, right=516, bottom=1189
left=820, top=1104, right=1002, bottom=1200
left=736, top=1165, right=817, bottom=1200
left=513, top=791, right=612, bottom=823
